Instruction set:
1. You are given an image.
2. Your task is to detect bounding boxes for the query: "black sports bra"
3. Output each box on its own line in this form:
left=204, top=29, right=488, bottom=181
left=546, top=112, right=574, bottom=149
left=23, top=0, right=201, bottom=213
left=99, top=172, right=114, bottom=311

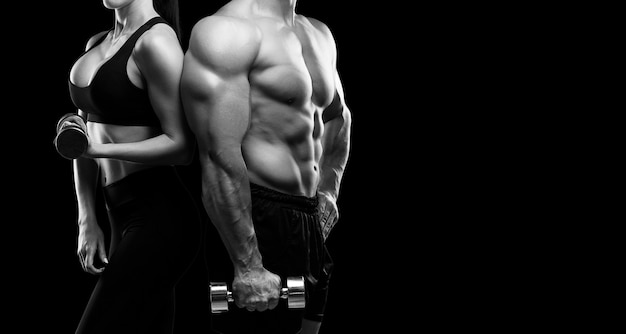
left=68, top=17, right=168, bottom=126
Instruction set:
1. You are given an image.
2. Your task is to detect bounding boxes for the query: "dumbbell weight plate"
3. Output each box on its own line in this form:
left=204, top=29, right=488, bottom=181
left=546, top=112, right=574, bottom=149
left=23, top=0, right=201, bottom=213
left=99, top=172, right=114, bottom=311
left=54, top=114, right=88, bottom=160
left=209, top=282, right=231, bottom=314
left=285, top=276, right=306, bottom=309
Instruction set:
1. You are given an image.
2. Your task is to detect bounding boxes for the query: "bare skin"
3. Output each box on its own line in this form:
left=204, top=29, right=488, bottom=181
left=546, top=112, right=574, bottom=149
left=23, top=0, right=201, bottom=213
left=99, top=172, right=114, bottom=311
left=181, top=0, right=352, bottom=332
left=68, top=0, right=193, bottom=274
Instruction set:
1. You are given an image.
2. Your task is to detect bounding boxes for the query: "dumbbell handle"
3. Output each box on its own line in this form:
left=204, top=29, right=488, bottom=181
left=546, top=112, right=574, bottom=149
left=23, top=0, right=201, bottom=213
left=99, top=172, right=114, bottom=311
left=210, top=276, right=305, bottom=313
left=221, top=286, right=294, bottom=303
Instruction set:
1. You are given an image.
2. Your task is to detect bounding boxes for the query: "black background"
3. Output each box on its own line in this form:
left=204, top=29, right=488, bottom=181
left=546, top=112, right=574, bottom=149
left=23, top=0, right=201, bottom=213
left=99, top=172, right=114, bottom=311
left=9, top=1, right=405, bottom=333
left=8, top=2, right=596, bottom=331
left=7, top=2, right=551, bottom=333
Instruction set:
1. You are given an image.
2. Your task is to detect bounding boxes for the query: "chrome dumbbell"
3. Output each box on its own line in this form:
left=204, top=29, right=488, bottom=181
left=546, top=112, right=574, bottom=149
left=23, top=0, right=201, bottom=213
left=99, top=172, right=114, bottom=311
left=209, top=276, right=306, bottom=313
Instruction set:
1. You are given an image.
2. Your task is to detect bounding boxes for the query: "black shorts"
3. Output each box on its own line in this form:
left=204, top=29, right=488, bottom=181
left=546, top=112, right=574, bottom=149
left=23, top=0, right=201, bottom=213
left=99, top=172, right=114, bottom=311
left=210, top=183, right=334, bottom=334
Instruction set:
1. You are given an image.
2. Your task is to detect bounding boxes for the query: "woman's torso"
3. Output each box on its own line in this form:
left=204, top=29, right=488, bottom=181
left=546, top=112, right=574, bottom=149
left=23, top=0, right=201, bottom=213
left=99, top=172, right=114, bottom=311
left=68, top=17, right=167, bottom=186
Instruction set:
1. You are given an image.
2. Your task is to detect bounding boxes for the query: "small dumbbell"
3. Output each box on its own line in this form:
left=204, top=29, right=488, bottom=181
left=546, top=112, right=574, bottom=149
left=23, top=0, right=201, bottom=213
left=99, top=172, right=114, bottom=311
left=54, top=113, right=88, bottom=160
left=209, top=276, right=306, bottom=313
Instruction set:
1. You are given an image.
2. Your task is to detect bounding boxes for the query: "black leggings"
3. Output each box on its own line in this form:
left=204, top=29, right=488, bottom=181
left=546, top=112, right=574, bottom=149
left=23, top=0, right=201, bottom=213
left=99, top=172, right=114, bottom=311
left=211, top=183, right=334, bottom=334
left=75, top=166, right=202, bottom=334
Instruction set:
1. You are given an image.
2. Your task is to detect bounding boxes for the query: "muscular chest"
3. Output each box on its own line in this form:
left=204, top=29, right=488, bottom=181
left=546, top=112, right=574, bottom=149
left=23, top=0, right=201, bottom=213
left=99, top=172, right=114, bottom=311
left=253, top=24, right=335, bottom=108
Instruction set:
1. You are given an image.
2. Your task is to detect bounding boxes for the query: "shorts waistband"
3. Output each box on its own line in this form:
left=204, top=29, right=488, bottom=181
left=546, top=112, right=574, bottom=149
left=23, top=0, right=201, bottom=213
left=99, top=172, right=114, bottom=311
left=249, top=182, right=318, bottom=212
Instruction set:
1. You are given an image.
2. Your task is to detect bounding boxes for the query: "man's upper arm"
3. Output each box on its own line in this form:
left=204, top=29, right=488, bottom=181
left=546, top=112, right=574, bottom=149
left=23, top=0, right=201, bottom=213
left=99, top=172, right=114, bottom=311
left=181, top=16, right=261, bottom=149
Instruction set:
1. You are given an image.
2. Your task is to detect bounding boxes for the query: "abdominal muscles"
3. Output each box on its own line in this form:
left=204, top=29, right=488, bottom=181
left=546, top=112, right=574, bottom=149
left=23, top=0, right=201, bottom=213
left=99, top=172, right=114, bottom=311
left=89, top=122, right=160, bottom=186
left=243, top=112, right=321, bottom=197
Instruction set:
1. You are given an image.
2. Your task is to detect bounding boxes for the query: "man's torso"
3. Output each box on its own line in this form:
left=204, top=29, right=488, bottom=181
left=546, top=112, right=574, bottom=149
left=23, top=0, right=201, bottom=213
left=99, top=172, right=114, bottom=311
left=224, top=3, right=337, bottom=197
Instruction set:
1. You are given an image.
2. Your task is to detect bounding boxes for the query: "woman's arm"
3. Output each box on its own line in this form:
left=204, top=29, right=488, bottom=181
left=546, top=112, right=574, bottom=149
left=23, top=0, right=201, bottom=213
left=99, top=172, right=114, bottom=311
left=74, top=110, right=107, bottom=275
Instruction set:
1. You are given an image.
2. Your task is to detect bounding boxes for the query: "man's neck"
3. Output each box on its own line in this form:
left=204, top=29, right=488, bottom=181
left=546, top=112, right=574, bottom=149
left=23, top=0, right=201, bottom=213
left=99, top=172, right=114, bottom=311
left=253, top=0, right=297, bottom=25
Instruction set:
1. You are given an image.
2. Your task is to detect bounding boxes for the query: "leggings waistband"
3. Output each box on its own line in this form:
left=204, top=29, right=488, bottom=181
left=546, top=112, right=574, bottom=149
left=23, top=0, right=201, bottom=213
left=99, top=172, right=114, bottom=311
left=103, top=166, right=180, bottom=210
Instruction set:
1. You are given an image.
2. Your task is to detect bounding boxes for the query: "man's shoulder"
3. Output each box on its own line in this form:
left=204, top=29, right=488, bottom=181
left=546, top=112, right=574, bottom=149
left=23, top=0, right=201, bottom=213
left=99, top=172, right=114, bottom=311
left=296, top=15, right=333, bottom=37
left=187, top=13, right=262, bottom=66
left=193, top=1, right=256, bottom=29
left=189, top=13, right=261, bottom=45
left=295, top=15, right=337, bottom=47
left=193, top=13, right=253, bottom=31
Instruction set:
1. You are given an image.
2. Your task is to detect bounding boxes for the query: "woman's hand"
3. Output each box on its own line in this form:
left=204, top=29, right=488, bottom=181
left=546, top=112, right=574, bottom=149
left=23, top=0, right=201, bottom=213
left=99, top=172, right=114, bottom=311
left=81, top=136, right=96, bottom=159
left=77, top=222, right=108, bottom=274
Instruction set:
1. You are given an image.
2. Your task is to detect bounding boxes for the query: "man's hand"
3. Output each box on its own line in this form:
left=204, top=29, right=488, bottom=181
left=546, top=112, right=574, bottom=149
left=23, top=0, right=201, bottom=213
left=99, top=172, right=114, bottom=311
left=317, top=191, right=339, bottom=241
left=232, top=268, right=282, bottom=312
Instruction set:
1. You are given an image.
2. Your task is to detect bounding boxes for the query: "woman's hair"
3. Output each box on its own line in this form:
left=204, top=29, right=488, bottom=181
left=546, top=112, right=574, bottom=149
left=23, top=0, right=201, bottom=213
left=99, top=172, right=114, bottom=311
left=154, top=0, right=182, bottom=43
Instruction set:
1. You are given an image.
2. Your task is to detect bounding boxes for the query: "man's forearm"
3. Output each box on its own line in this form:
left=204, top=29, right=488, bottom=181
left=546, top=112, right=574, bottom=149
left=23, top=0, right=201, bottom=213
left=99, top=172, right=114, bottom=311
left=199, top=153, right=264, bottom=272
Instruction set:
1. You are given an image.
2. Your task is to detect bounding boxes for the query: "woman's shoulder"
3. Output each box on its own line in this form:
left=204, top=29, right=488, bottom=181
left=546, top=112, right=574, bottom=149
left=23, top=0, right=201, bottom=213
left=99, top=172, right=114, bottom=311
left=134, top=21, right=181, bottom=57
left=84, top=30, right=110, bottom=51
left=132, top=21, right=183, bottom=72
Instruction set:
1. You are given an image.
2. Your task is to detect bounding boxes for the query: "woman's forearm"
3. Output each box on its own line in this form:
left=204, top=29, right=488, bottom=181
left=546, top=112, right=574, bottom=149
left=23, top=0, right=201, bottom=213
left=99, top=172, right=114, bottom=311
left=88, top=133, right=194, bottom=165
left=73, top=157, right=99, bottom=226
